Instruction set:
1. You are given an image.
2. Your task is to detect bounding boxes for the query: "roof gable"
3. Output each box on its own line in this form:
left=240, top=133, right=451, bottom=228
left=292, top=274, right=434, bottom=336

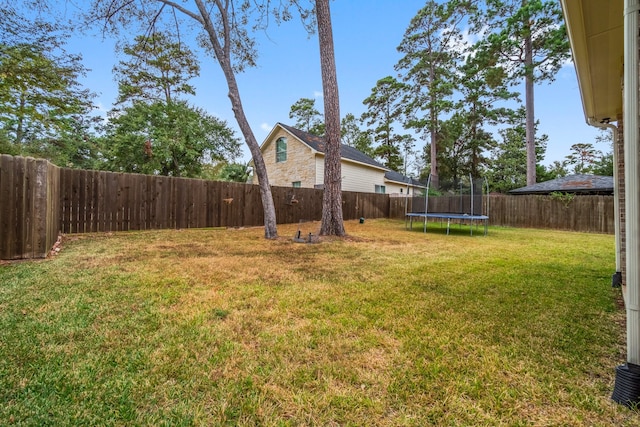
left=277, top=123, right=387, bottom=170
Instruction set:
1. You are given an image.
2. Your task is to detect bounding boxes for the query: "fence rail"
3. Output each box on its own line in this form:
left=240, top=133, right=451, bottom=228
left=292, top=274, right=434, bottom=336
left=1, top=154, right=615, bottom=260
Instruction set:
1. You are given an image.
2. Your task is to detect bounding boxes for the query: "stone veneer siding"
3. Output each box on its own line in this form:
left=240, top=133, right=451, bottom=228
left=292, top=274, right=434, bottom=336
left=252, top=129, right=317, bottom=188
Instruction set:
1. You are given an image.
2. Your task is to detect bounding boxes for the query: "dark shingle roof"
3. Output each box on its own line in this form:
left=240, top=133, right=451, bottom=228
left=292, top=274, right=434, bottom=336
left=278, top=123, right=386, bottom=170
left=384, top=170, right=426, bottom=188
left=509, top=174, right=614, bottom=195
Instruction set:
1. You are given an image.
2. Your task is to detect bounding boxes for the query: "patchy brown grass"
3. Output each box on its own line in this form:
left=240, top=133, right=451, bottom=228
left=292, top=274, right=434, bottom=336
left=0, top=219, right=636, bottom=425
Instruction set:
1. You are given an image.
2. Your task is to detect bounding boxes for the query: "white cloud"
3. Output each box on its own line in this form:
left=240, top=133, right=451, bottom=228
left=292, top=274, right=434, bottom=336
left=260, top=122, right=272, bottom=132
left=313, top=91, right=323, bottom=98
left=95, top=102, right=109, bottom=113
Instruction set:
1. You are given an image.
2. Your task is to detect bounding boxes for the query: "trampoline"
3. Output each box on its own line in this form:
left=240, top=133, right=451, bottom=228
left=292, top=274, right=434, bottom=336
left=405, top=174, right=489, bottom=236
left=406, top=212, right=489, bottom=235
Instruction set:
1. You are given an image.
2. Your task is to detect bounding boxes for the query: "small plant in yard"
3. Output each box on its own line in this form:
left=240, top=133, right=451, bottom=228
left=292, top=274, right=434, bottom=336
left=0, top=220, right=637, bottom=425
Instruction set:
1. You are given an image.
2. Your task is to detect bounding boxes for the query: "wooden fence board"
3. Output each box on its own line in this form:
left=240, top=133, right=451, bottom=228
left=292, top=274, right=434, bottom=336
left=46, top=161, right=60, bottom=254
left=12, top=158, right=24, bottom=258
left=0, top=156, right=9, bottom=259
left=22, top=158, right=36, bottom=258
left=0, top=155, right=619, bottom=260
left=0, top=156, right=60, bottom=259
left=194, top=179, right=206, bottom=228
left=32, top=159, right=48, bottom=258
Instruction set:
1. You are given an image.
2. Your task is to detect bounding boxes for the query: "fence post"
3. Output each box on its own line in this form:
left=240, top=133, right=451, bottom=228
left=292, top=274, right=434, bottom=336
left=0, top=155, right=59, bottom=260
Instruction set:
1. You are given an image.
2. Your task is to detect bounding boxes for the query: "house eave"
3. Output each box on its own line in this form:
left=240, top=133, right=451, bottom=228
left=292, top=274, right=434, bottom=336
left=560, top=0, right=624, bottom=124
left=383, top=177, right=426, bottom=189
left=313, top=151, right=389, bottom=172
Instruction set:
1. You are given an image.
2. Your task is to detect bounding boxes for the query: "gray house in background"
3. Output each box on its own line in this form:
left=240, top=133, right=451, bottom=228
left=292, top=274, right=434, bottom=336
left=509, top=174, right=614, bottom=196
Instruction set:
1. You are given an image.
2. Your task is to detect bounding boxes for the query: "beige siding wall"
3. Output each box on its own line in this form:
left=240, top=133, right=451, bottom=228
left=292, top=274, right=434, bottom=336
left=315, top=157, right=386, bottom=193
left=385, top=181, right=418, bottom=196
left=314, top=156, right=324, bottom=187
left=252, top=128, right=317, bottom=187
left=342, top=161, right=386, bottom=193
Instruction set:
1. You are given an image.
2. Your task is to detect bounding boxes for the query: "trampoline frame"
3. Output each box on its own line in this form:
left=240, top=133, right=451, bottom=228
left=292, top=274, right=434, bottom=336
left=405, top=174, right=490, bottom=236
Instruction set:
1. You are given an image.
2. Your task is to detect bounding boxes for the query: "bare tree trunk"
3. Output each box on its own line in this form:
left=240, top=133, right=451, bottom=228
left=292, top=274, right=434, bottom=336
left=524, top=14, right=536, bottom=186
left=316, top=0, right=344, bottom=236
left=429, top=66, right=439, bottom=190
left=193, top=0, right=278, bottom=239
left=430, top=125, right=438, bottom=190
left=16, top=95, right=25, bottom=145
left=225, top=70, right=278, bottom=239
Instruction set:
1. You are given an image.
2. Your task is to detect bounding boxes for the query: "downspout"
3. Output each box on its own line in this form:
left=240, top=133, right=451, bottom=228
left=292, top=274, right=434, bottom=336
left=612, top=0, right=640, bottom=407
left=588, top=118, right=621, bottom=285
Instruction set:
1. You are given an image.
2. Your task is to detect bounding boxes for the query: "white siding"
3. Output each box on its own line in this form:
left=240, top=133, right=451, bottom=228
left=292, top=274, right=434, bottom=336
left=315, top=156, right=386, bottom=193
left=385, top=181, right=423, bottom=196
left=315, top=156, right=324, bottom=187
left=343, top=161, right=386, bottom=193
left=386, top=181, right=409, bottom=195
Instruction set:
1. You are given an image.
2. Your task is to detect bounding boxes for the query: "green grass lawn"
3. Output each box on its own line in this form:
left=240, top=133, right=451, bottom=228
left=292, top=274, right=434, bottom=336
left=0, top=219, right=637, bottom=426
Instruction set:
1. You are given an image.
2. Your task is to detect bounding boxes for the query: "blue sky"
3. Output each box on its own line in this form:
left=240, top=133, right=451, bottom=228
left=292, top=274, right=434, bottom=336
left=68, top=1, right=602, bottom=170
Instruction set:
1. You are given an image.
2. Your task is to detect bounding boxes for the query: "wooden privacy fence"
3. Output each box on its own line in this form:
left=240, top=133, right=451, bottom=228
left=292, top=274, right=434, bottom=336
left=487, top=194, right=615, bottom=234
left=0, top=155, right=389, bottom=259
left=394, top=194, right=615, bottom=234
left=58, top=167, right=388, bottom=233
left=0, top=155, right=60, bottom=259
left=1, top=154, right=615, bottom=260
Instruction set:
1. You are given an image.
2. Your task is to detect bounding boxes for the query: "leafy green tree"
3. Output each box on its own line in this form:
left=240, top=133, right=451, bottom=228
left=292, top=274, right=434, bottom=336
left=472, top=0, right=570, bottom=185
left=104, top=28, right=240, bottom=178
left=396, top=0, right=470, bottom=189
left=43, top=114, right=105, bottom=169
left=431, top=112, right=493, bottom=190
left=361, top=76, right=407, bottom=171
left=455, top=53, right=517, bottom=178
left=591, top=153, right=614, bottom=176
left=104, top=100, right=240, bottom=177
left=564, top=143, right=601, bottom=175
left=289, top=97, right=324, bottom=135
left=487, top=109, right=548, bottom=193
left=113, top=32, right=200, bottom=105
left=591, top=128, right=614, bottom=176
left=216, top=162, right=252, bottom=182
left=340, top=113, right=374, bottom=157
left=538, top=160, right=568, bottom=182
left=84, top=0, right=314, bottom=239
left=0, top=33, right=96, bottom=162
left=398, top=133, right=416, bottom=176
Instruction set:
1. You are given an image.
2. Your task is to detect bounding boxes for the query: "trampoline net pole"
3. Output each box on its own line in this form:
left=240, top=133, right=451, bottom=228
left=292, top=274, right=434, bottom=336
left=424, top=174, right=431, bottom=233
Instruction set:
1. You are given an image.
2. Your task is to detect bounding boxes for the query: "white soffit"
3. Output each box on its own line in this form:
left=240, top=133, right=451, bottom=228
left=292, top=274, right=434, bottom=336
left=561, top=0, right=623, bottom=123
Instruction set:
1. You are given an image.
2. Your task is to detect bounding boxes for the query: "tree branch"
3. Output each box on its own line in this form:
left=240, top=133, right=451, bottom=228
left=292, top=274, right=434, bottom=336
left=156, top=0, right=204, bottom=24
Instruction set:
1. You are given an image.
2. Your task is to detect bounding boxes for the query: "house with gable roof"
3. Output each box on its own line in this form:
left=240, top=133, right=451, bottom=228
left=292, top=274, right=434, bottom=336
left=253, top=123, right=425, bottom=196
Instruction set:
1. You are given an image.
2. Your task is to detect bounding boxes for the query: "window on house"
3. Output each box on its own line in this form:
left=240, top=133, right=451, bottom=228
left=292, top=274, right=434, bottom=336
left=375, top=185, right=386, bottom=194
left=292, top=181, right=301, bottom=188
left=276, top=137, right=287, bottom=162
